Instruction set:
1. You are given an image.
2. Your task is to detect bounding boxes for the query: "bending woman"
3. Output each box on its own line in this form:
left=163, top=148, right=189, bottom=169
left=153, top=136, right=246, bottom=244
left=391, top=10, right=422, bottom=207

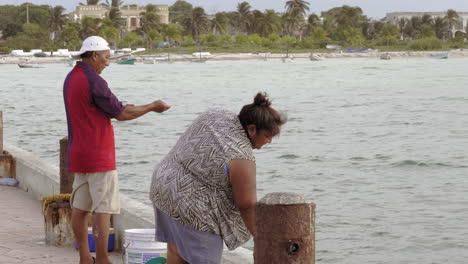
left=149, top=92, right=287, bottom=264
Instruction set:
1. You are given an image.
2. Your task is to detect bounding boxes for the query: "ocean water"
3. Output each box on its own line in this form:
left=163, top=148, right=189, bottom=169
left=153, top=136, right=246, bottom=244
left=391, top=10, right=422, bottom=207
left=1, top=58, right=468, bottom=263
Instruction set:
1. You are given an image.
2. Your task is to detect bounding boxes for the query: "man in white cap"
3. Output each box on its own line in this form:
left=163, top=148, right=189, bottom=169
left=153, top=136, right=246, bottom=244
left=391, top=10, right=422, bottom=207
left=63, top=36, right=171, bottom=264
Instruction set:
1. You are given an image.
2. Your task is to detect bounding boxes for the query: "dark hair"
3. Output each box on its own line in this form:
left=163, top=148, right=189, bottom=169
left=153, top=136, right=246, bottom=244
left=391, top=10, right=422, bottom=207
left=80, top=51, right=95, bottom=59
left=238, top=92, right=287, bottom=136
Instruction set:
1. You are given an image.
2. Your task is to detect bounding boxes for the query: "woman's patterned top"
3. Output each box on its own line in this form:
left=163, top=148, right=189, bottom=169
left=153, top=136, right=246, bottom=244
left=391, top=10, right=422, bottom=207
left=149, top=109, right=255, bottom=250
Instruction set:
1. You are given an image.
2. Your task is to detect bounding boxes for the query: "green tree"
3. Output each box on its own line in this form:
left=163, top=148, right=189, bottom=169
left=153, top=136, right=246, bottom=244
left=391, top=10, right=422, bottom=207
left=236, top=2, right=252, bottom=33
left=364, top=20, right=385, bottom=40
left=123, top=31, right=139, bottom=48
left=248, top=34, right=263, bottom=46
left=2, top=23, right=23, bottom=38
left=342, top=27, right=366, bottom=46
left=163, top=24, right=183, bottom=42
left=375, top=24, right=400, bottom=46
left=200, top=33, right=218, bottom=46
left=169, top=0, right=193, bottom=25
left=211, top=13, right=228, bottom=35
left=105, top=0, right=124, bottom=7
left=80, top=0, right=101, bottom=5
left=61, top=22, right=81, bottom=50
left=255, top=9, right=280, bottom=37
left=48, top=6, right=67, bottom=41
left=140, top=5, right=161, bottom=34
left=18, top=5, right=49, bottom=28
left=146, top=30, right=162, bottom=49
left=188, top=7, right=209, bottom=42
left=322, top=5, right=368, bottom=41
left=433, top=17, right=449, bottom=39
left=99, top=25, right=119, bottom=48
left=309, top=26, right=330, bottom=47
left=285, top=0, right=310, bottom=19
left=417, top=24, right=436, bottom=39
left=446, top=9, right=459, bottom=38
left=234, top=34, right=249, bottom=46
left=282, top=8, right=305, bottom=37
left=79, top=17, right=101, bottom=39
left=5, top=23, right=49, bottom=51
left=108, top=7, right=124, bottom=28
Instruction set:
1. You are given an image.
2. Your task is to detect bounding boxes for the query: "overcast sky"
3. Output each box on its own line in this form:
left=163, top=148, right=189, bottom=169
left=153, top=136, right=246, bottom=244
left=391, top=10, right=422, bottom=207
left=3, top=0, right=468, bottom=19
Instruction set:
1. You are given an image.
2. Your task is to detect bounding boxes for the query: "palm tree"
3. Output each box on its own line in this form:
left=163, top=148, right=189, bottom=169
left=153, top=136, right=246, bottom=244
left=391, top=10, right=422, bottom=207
left=236, top=2, right=252, bottom=33
left=211, top=13, right=228, bottom=35
left=255, top=9, right=280, bottom=37
left=282, top=8, right=304, bottom=37
left=285, top=0, right=310, bottom=18
left=108, top=7, right=124, bottom=28
left=446, top=9, right=459, bottom=38
left=307, top=14, right=321, bottom=26
left=48, top=6, right=67, bottom=40
left=80, top=0, right=101, bottom=5
left=433, top=17, right=449, bottom=39
left=79, top=17, right=101, bottom=39
left=421, top=14, right=434, bottom=26
left=105, top=0, right=123, bottom=7
left=188, top=7, right=209, bottom=42
left=397, top=17, right=407, bottom=37
left=140, top=5, right=161, bottom=34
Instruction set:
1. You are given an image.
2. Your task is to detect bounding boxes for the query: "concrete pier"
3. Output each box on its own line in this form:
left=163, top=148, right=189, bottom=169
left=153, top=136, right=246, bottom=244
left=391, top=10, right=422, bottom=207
left=1, top=142, right=253, bottom=263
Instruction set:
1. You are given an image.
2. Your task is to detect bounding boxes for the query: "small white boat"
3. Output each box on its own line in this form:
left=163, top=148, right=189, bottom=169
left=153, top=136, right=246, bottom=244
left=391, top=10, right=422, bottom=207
left=282, top=55, right=294, bottom=63
left=380, top=53, right=391, bottom=60
left=431, top=52, right=449, bottom=59
left=18, top=63, right=44, bottom=68
left=192, top=50, right=208, bottom=63
left=309, top=54, right=323, bottom=61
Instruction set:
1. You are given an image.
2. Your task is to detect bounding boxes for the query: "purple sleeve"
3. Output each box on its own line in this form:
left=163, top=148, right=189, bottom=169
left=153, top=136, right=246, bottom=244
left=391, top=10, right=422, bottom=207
left=90, top=77, right=125, bottom=118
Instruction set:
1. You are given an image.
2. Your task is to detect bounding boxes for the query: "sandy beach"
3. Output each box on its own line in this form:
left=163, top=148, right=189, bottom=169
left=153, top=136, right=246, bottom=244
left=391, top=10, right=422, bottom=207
left=1, top=49, right=467, bottom=64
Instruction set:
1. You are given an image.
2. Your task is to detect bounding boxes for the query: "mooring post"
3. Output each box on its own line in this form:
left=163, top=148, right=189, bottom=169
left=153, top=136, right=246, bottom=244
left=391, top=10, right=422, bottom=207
left=59, top=136, right=74, bottom=194
left=0, top=111, right=16, bottom=178
left=254, top=192, right=315, bottom=264
left=0, top=111, right=3, bottom=154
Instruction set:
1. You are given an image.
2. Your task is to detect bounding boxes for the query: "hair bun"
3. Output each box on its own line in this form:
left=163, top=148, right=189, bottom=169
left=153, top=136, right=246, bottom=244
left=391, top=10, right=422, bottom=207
left=254, top=92, right=271, bottom=107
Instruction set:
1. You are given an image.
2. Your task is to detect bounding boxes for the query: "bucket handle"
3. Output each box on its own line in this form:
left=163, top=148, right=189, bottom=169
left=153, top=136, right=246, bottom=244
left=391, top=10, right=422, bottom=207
left=122, top=241, right=131, bottom=264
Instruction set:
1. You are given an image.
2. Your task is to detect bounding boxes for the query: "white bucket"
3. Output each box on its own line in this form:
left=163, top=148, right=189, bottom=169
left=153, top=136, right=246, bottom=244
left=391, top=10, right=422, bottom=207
left=124, top=229, right=167, bottom=264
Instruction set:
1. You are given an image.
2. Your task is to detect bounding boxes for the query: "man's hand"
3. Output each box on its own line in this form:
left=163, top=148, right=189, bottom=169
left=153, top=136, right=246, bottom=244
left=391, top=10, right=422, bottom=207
left=151, top=100, right=171, bottom=113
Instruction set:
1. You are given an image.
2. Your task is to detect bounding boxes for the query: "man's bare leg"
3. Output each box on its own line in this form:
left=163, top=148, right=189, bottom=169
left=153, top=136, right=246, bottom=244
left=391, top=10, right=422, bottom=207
left=93, top=213, right=112, bottom=264
left=72, top=208, right=94, bottom=264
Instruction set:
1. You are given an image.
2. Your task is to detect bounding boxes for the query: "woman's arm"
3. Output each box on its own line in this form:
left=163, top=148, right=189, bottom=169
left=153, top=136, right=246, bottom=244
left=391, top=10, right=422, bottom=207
left=229, top=159, right=257, bottom=236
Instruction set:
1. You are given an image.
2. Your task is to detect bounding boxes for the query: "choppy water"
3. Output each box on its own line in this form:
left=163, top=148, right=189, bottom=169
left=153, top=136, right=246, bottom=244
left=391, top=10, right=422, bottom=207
left=1, top=58, right=468, bottom=263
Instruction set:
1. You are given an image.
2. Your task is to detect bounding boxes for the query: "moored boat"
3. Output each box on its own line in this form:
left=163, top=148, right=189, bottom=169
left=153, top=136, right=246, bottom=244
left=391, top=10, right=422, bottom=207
left=380, top=53, right=391, bottom=60
left=310, top=53, right=323, bottom=61
left=431, top=52, right=449, bottom=59
left=18, top=63, right=44, bottom=68
left=117, top=55, right=136, bottom=65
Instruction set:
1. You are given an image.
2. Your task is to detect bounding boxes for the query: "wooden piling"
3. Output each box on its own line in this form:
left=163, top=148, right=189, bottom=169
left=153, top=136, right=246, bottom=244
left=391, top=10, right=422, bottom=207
left=43, top=196, right=74, bottom=246
left=59, top=137, right=74, bottom=194
left=0, top=112, right=16, bottom=178
left=0, top=111, right=3, bottom=153
left=254, top=192, right=315, bottom=264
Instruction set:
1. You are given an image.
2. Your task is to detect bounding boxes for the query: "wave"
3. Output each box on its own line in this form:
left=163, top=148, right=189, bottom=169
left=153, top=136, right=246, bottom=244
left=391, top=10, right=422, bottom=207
left=350, top=156, right=369, bottom=161
left=391, top=160, right=466, bottom=168
left=279, top=154, right=300, bottom=159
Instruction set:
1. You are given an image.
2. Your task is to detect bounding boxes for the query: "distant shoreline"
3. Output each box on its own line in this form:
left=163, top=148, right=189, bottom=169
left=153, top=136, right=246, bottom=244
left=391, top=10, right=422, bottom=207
left=1, top=50, right=467, bottom=64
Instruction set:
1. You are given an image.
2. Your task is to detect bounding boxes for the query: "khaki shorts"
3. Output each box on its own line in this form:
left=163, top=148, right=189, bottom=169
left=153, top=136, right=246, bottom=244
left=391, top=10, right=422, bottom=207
left=71, top=170, right=120, bottom=214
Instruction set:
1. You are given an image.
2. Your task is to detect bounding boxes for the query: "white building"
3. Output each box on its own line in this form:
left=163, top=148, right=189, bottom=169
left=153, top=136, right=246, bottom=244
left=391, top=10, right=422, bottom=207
left=69, top=5, right=169, bottom=31
left=384, top=12, right=468, bottom=35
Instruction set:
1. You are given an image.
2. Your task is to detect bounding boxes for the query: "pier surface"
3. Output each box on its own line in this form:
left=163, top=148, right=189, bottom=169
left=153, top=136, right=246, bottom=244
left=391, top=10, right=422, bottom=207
left=0, top=185, right=123, bottom=263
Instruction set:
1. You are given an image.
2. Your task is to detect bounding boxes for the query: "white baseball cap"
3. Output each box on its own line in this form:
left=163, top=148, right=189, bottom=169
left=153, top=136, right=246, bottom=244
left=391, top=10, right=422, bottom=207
left=74, top=36, right=110, bottom=58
